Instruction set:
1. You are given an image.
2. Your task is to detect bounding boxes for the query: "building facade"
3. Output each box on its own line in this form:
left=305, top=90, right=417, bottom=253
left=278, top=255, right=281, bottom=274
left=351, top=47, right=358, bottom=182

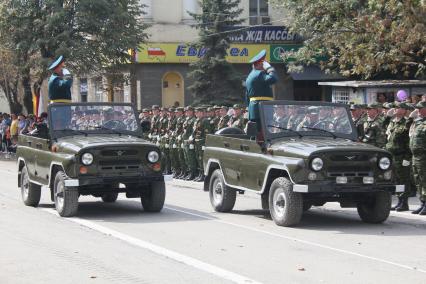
left=72, top=0, right=335, bottom=109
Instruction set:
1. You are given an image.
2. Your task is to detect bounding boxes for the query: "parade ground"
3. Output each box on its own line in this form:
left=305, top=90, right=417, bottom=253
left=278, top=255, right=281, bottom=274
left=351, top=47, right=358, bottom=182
left=0, top=160, right=425, bottom=284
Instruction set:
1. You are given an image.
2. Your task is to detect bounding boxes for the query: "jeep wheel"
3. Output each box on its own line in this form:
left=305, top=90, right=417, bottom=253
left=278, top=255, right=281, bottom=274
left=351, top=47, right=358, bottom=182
left=209, top=169, right=236, bottom=212
left=20, top=167, right=41, bottom=207
left=101, top=193, right=118, bottom=203
left=357, top=191, right=391, bottom=224
left=141, top=181, right=165, bottom=212
left=269, top=177, right=303, bottom=227
left=54, top=171, right=79, bottom=217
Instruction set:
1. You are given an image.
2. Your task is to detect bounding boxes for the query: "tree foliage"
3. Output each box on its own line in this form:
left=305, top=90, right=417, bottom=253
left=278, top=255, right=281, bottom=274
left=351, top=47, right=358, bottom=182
left=0, top=0, right=149, bottom=113
left=188, top=0, right=245, bottom=105
left=272, top=0, right=426, bottom=79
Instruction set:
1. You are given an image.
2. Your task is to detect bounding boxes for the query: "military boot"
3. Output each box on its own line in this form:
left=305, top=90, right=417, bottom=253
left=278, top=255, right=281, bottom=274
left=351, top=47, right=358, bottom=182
left=412, top=201, right=425, bottom=214
left=391, top=197, right=402, bottom=211
left=198, top=174, right=205, bottom=182
left=185, top=172, right=196, bottom=181
left=395, top=198, right=409, bottom=212
left=419, top=205, right=426, bottom=216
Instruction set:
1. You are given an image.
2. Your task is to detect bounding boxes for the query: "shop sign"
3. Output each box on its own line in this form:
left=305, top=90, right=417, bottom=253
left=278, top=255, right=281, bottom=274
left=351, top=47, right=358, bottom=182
left=227, top=26, right=303, bottom=44
left=137, top=43, right=270, bottom=64
left=269, top=44, right=302, bottom=63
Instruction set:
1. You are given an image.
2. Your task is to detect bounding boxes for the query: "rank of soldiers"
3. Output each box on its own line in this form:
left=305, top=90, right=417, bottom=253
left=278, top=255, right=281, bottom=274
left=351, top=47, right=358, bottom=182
left=139, top=104, right=248, bottom=183
left=139, top=100, right=426, bottom=216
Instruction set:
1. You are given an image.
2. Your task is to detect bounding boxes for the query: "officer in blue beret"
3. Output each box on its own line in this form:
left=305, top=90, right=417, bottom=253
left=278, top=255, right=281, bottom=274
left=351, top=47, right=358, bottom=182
left=245, top=49, right=277, bottom=130
left=48, top=55, right=73, bottom=104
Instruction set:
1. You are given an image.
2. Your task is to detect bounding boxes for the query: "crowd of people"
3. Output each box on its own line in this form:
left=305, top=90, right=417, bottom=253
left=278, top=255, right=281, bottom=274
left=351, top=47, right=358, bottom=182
left=0, top=112, right=48, bottom=155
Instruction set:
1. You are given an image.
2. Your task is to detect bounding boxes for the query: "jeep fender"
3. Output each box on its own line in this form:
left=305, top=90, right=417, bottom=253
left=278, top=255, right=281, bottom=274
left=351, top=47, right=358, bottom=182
left=204, top=159, right=295, bottom=194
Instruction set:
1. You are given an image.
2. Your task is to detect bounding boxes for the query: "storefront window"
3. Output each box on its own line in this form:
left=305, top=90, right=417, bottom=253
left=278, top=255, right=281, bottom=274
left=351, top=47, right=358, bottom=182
left=249, top=0, right=269, bottom=25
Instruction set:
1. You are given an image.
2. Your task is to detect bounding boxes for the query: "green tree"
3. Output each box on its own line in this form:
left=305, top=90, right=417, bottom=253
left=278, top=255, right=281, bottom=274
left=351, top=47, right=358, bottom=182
left=188, top=0, right=245, bottom=105
left=0, top=0, right=148, bottom=113
left=272, top=0, right=426, bottom=79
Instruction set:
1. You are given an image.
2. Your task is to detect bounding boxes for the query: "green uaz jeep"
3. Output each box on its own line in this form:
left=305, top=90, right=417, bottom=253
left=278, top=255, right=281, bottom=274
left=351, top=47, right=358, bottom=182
left=17, top=103, right=166, bottom=217
left=203, top=101, right=403, bottom=226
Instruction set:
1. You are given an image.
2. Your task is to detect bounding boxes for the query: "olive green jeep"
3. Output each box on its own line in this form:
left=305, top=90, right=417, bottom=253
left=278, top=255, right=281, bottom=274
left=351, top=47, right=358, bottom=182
left=203, top=101, right=404, bottom=226
left=17, top=103, right=167, bottom=217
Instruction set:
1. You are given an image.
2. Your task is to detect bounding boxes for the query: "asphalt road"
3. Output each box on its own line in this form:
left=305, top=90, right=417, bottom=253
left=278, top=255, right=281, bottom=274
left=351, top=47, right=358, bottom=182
left=0, top=160, right=425, bottom=284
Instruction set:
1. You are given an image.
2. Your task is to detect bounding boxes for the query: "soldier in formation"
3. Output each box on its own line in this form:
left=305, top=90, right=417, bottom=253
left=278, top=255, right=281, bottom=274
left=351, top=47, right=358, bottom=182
left=349, top=100, right=425, bottom=215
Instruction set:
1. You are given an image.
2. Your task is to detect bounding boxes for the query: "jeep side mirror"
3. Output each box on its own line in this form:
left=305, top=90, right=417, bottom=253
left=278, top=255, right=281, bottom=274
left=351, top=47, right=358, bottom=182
left=141, top=120, right=151, bottom=133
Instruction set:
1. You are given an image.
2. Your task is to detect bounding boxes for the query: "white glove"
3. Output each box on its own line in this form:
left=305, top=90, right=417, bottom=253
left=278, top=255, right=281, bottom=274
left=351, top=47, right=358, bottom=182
left=62, top=68, right=71, bottom=78
left=262, top=61, right=274, bottom=73
left=402, top=160, right=411, bottom=166
left=386, top=109, right=396, bottom=117
left=409, top=110, right=418, bottom=119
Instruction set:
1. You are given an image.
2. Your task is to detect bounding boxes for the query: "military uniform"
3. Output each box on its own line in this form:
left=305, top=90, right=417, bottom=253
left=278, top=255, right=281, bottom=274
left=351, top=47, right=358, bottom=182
left=170, top=108, right=185, bottom=177
left=386, top=103, right=413, bottom=211
left=217, top=111, right=230, bottom=130
left=48, top=56, right=73, bottom=103
left=362, top=104, right=387, bottom=148
left=409, top=101, right=426, bottom=215
left=245, top=50, right=277, bottom=126
left=192, top=108, right=211, bottom=181
left=182, top=107, right=197, bottom=180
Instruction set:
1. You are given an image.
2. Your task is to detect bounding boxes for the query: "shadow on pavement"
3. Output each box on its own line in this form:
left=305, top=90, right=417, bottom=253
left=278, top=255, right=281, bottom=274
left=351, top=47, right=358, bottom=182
left=55, top=199, right=218, bottom=224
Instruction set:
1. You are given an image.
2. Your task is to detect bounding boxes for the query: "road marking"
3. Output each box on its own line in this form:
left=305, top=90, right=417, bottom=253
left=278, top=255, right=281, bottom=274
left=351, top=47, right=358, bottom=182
left=1, top=168, right=424, bottom=275
left=164, top=206, right=426, bottom=274
left=41, top=208, right=262, bottom=284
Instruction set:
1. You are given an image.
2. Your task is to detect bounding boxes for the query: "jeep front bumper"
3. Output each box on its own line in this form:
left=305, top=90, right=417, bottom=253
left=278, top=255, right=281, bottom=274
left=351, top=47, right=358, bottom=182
left=293, top=184, right=404, bottom=194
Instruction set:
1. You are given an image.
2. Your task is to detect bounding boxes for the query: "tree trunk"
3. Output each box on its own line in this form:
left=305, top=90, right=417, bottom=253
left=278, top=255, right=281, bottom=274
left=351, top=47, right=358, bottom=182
left=22, top=74, right=34, bottom=115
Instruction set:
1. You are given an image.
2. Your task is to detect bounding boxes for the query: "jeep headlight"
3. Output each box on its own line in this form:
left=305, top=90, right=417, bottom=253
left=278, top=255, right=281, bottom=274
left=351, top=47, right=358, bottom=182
left=310, top=157, right=324, bottom=171
left=378, top=157, right=391, bottom=170
left=81, top=153, right=94, bottom=166
left=147, top=151, right=160, bottom=163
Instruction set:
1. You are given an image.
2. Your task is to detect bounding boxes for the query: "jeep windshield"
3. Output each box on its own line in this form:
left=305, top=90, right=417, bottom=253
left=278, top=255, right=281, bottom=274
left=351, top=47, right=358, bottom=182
left=260, top=101, right=357, bottom=141
left=49, top=103, right=142, bottom=139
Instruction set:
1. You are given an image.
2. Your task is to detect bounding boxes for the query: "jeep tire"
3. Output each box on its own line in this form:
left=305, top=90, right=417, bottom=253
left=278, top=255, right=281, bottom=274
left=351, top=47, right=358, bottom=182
left=20, top=167, right=41, bottom=207
left=101, top=193, right=118, bottom=203
left=54, top=171, right=79, bottom=217
left=209, top=169, right=236, bottom=212
left=357, top=191, right=391, bottom=223
left=141, top=181, right=165, bottom=212
left=269, top=177, right=303, bottom=227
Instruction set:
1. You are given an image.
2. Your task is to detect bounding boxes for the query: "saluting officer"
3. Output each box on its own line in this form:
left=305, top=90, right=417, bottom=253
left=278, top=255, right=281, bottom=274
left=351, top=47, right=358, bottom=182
left=409, top=101, right=426, bottom=215
left=245, top=49, right=277, bottom=129
left=350, top=104, right=367, bottom=141
left=48, top=55, right=73, bottom=104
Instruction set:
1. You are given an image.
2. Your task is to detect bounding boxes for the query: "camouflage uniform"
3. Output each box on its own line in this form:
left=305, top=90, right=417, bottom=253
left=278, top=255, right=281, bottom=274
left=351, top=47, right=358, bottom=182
left=386, top=112, right=412, bottom=210
left=362, top=106, right=387, bottom=148
left=409, top=102, right=426, bottom=215
left=182, top=108, right=197, bottom=180
left=192, top=108, right=211, bottom=181
left=217, top=114, right=230, bottom=130
left=170, top=108, right=185, bottom=177
left=158, top=112, right=170, bottom=173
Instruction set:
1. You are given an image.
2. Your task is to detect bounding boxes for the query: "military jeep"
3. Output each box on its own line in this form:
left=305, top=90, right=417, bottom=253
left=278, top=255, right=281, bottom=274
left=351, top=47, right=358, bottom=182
left=17, top=103, right=166, bottom=217
left=203, top=101, right=404, bottom=226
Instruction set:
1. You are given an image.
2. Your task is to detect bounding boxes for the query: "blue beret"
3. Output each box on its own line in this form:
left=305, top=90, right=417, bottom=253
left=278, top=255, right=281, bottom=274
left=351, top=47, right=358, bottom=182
left=249, top=49, right=266, bottom=64
left=48, top=55, right=64, bottom=71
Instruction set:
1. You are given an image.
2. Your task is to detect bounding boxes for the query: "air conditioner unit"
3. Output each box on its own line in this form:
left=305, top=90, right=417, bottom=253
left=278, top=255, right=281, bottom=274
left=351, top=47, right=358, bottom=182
left=261, top=16, right=271, bottom=25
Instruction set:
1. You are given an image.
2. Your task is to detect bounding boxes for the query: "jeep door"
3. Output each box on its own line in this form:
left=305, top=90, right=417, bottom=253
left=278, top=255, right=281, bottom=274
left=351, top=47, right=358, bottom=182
left=238, top=140, right=266, bottom=192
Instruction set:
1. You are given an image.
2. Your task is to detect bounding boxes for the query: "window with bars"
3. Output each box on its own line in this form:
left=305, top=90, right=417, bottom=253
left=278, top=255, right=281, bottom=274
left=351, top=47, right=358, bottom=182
left=332, top=88, right=350, bottom=104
